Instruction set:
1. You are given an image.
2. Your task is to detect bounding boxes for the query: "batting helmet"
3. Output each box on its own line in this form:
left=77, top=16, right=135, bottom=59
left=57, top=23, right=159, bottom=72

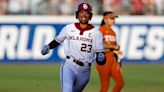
left=76, top=3, right=93, bottom=19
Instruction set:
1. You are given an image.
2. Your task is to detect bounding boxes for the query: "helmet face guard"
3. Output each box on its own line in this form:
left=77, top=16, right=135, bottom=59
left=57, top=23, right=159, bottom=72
left=76, top=3, right=93, bottom=20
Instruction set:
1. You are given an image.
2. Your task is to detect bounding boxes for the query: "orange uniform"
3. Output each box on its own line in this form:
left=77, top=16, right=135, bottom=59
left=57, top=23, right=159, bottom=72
left=96, top=25, right=124, bottom=92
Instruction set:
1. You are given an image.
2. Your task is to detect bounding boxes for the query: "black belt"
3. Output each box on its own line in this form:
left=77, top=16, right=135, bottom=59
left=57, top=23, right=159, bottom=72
left=66, top=56, right=91, bottom=67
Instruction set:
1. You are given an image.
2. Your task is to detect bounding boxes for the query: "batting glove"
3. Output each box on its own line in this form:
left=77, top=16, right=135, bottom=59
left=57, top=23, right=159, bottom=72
left=41, top=45, right=50, bottom=55
left=96, top=52, right=106, bottom=65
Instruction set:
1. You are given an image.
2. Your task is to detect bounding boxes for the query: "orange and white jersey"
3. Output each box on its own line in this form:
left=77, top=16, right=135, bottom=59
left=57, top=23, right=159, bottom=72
left=100, top=25, right=117, bottom=45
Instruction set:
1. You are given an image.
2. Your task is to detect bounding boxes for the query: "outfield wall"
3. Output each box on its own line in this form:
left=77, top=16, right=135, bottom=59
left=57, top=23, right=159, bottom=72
left=0, top=16, right=163, bottom=63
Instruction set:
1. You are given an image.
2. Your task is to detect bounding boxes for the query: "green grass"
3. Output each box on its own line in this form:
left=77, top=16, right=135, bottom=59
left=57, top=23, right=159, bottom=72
left=0, top=63, right=164, bottom=92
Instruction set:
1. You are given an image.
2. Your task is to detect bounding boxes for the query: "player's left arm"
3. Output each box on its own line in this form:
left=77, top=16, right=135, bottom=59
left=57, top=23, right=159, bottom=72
left=96, top=51, right=106, bottom=65
left=41, top=38, right=60, bottom=55
left=95, top=30, right=106, bottom=65
left=113, top=50, right=123, bottom=66
left=111, top=41, right=123, bottom=66
left=48, top=38, right=60, bottom=49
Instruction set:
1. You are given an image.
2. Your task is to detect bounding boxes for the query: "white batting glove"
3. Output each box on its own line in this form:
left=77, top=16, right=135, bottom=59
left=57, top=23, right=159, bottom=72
left=41, top=45, right=50, bottom=55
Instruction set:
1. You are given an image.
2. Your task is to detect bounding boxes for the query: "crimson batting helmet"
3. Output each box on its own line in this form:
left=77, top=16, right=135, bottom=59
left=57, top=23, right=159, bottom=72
left=76, top=3, right=93, bottom=19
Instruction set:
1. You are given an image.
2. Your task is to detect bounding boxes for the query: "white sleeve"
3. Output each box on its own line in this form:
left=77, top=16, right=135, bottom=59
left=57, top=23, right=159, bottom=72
left=55, top=25, right=67, bottom=43
left=95, top=30, right=104, bottom=52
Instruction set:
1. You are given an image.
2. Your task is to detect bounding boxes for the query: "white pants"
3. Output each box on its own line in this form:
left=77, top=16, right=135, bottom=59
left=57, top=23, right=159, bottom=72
left=60, top=59, right=91, bottom=92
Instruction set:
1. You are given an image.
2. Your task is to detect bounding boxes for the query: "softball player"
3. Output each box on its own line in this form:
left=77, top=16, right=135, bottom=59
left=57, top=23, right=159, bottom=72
left=41, top=3, right=106, bottom=92
left=96, top=11, right=124, bottom=92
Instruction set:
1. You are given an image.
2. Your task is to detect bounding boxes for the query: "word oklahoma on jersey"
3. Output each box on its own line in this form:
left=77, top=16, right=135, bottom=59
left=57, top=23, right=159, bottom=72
left=55, top=23, right=104, bottom=63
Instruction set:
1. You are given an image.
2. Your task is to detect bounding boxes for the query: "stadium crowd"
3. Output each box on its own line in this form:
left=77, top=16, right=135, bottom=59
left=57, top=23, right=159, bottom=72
left=0, top=0, right=163, bottom=16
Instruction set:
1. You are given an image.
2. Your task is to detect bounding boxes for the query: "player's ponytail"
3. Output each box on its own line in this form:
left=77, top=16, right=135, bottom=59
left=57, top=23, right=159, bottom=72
left=100, top=19, right=105, bottom=26
left=100, top=12, right=111, bottom=26
left=101, top=11, right=118, bottom=26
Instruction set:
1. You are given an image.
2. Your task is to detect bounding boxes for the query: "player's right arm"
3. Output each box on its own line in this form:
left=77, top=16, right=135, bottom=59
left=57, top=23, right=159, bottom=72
left=41, top=38, right=61, bottom=55
left=41, top=25, right=68, bottom=55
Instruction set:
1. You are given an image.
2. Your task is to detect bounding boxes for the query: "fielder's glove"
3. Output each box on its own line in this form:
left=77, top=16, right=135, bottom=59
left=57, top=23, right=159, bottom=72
left=41, top=45, right=50, bottom=55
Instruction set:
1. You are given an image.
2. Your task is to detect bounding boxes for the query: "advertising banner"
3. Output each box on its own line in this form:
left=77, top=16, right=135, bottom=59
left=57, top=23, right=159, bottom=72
left=0, top=16, right=163, bottom=63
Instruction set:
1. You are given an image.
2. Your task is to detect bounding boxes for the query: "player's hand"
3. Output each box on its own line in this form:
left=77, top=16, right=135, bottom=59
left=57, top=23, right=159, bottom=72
left=96, top=52, right=106, bottom=65
left=114, top=45, right=120, bottom=50
left=41, top=45, right=50, bottom=55
left=114, top=50, right=123, bottom=67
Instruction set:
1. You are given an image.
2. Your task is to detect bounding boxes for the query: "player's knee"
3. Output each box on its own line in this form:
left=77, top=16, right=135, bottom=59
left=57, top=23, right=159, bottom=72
left=102, top=82, right=109, bottom=87
left=62, top=83, right=73, bottom=92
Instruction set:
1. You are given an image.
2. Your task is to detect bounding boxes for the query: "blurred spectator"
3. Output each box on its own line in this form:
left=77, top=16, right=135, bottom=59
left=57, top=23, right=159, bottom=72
left=88, top=0, right=100, bottom=15
left=121, top=0, right=131, bottom=15
left=33, top=0, right=59, bottom=15
left=8, top=0, right=30, bottom=15
left=144, top=0, right=156, bottom=15
left=112, top=0, right=122, bottom=14
left=155, top=0, right=164, bottom=15
left=59, top=0, right=75, bottom=15
left=0, top=0, right=163, bottom=16
left=30, top=0, right=42, bottom=14
left=101, top=0, right=122, bottom=15
left=130, top=0, right=144, bottom=15
left=98, top=0, right=104, bottom=14
left=102, top=0, right=115, bottom=12
left=0, top=0, right=8, bottom=15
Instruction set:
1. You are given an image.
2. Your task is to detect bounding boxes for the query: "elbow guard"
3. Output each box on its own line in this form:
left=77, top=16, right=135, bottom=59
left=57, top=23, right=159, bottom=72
left=96, top=51, right=106, bottom=65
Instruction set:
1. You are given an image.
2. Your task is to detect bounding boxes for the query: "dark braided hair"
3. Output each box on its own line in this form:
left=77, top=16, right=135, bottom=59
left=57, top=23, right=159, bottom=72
left=100, top=11, right=114, bottom=26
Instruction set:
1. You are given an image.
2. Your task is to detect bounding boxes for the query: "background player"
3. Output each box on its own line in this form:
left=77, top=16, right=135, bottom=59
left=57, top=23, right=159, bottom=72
left=96, top=11, right=124, bottom=92
left=41, top=3, right=106, bottom=92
